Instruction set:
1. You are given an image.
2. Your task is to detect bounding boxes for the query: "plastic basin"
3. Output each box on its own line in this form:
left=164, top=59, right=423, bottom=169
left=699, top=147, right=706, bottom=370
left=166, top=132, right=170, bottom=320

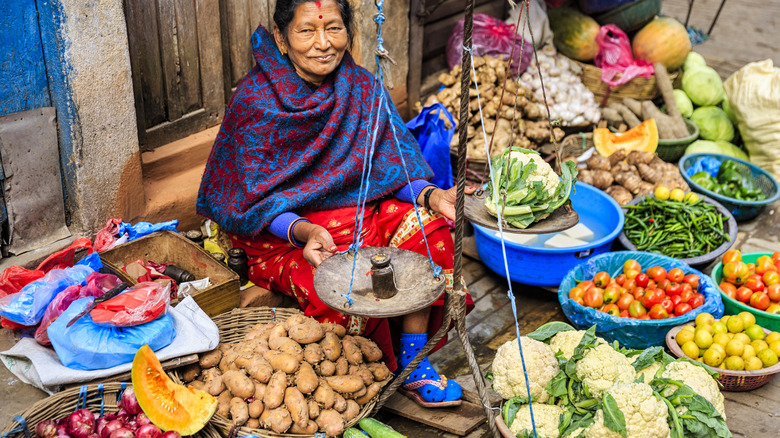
left=472, top=182, right=624, bottom=287
left=710, top=252, right=780, bottom=331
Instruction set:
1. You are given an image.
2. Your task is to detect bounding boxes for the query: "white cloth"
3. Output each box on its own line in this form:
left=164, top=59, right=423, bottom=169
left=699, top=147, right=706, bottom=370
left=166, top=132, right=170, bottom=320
left=0, top=296, right=219, bottom=394
left=506, top=0, right=553, bottom=48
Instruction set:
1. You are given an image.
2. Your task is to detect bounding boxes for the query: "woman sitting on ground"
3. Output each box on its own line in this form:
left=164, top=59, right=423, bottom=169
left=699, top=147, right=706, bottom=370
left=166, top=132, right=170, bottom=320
left=197, top=0, right=473, bottom=406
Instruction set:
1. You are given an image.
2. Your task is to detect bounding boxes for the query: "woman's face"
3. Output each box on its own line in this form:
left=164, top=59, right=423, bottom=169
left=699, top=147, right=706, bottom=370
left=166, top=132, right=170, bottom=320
left=274, top=0, right=349, bottom=86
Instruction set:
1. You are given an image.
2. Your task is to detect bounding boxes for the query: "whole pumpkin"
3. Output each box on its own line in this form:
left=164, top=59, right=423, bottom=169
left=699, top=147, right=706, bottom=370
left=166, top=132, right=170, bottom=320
left=548, top=7, right=600, bottom=62
left=632, top=17, right=691, bottom=70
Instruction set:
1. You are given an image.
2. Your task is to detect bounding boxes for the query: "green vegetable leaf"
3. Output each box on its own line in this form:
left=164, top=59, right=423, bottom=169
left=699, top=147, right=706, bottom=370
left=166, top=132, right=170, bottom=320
left=546, top=370, right=569, bottom=399
left=559, top=410, right=594, bottom=437
left=502, top=396, right=529, bottom=428
left=570, top=325, right=597, bottom=361
left=484, top=371, right=493, bottom=382
left=684, top=410, right=733, bottom=438
left=602, top=394, right=627, bottom=436
left=630, top=346, right=664, bottom=371
left=526, top=321, right=575, bottom=342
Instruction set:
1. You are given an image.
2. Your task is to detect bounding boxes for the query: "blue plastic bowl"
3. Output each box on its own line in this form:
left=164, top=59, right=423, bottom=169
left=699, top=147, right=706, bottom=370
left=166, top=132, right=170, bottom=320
left=679, top=153, right=780, bottom=222
left=472, top=182, right=624, bottom=287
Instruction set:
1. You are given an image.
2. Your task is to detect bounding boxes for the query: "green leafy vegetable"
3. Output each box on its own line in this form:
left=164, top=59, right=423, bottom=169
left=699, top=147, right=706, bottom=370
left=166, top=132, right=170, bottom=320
left=502, top=395, right=530, bottom=428
left=526, top=321, right=576, bottom=342
left=602, top=394, right=628, bottom=436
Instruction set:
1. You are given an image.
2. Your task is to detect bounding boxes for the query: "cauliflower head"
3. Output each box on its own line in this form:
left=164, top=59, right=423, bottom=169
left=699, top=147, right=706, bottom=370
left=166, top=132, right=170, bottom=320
left=661, top=360, right=726, bottom=420
left=509, top=403, right=563, bottom=438
left=493, top=336, right=559, bottom=402
left=575, top=344, right=636, bottom=399
left=549, top=330, right=607, bottom=360
left=584, top=383, right=670, bottom=438
left=509, top=150, right=560, bottom=195
left=631, top=357, right=664, bottom=385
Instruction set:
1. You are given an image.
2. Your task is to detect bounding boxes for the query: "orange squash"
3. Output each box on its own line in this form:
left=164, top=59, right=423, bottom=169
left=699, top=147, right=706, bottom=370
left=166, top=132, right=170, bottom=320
left=632, top=17, right=691, bottom=70
left=593, top=119, right=659, bottom=157
left=132, top=345, right=217, bottom=435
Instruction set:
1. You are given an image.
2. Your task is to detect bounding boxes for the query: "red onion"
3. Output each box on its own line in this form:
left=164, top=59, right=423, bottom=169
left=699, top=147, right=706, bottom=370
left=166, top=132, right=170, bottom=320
left=159, top=432, right=180, bottom=438
left=100, top=420, right=124, bottom=438
left=35, top=420, right=58, bottom=438
left=134, top=413, right=151, bottom=428
left=96, top=417, right=109, bottom=438
left=119, top=389, right=142, bottom=416
left=135, top=424, right=160, bottom=438
left=67, top=409, right=96, bottom=438
left=109, top=429, right=135, bottom=438
left=88, top=434, right=100, bottom=438
left=115, top=409, right=129, bottom=420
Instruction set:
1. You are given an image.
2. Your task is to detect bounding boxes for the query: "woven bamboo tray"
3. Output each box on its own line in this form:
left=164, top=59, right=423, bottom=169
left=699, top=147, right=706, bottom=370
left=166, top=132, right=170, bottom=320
left=0, top=383, right=221, bottom=438
left=576, top=61, right=679, bottom=105
left=170, top=307, right=392, bottom=437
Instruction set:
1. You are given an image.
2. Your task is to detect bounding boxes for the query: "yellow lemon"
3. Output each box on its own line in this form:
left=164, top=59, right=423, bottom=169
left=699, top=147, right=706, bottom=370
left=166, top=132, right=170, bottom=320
left=745, top=324, right=766, bottom=341
left=766, top=332, right=780, bottom=344
left=724, top=356, right=744, bottom=371
left=734, top=333, right=751, bottom=345
left=697, top=323, right=714, bottom=335
left=752, top=339, right=769, bottom=352
left=682, top=341, right=700, bottom=359
left=712, top=321, right=728, bottom=334
left=695, top=313, right=715, bottom=327
left=727, top=316, right=744, bottom=333
left=725, top=339, right=745, bottom=357
left=684, top=192, right=699, bottom=204
left=741, top=344, right=756, bottom=361
left=694, top=329, right=714, bottom=349
left=709, top=343, right=725, bottom=356
left=745, top=356, right=764, bottom=371
left=670, top=188, right=685, bottom=202
left=703, top=348, right=724, bottom=368
left=720, top=315, right=730, bottom=325
left=676, top=329, right=695, bottom=346
left=654, top=186, right=670, bottom=200
left=713, top=332, right=731, bottom=347
left=738, top=311, right=756, bottom=327
left=758, top=348, right=779, bottom=367
left=770, top=340, right=780, bottom=358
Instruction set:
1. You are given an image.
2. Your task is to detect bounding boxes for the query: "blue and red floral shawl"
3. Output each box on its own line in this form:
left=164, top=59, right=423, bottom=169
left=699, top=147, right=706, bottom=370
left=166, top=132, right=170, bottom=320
left=197, top=26, right=432, bottom=236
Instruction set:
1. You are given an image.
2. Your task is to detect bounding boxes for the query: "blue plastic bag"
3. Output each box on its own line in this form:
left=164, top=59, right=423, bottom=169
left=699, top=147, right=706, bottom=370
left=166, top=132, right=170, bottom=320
left=406, top=103, right=455, bottom=190
left=558, top=251, right=724, bottom=349
left=0, top=253, right=102, bottom=326
left=47, top=296, right=176, bottom=370
left=118, top=220, right=179, bottom=241
left=685, top=157, right=722, bottom=177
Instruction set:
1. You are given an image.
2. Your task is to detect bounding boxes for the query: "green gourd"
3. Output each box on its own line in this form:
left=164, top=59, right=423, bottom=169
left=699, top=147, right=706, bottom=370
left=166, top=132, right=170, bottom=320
left=359, top=418, right=407, bottom=438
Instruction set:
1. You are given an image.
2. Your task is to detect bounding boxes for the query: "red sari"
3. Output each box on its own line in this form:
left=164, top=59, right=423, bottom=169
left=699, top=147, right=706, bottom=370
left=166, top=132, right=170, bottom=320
left=230, top=198, right=473, bottom=371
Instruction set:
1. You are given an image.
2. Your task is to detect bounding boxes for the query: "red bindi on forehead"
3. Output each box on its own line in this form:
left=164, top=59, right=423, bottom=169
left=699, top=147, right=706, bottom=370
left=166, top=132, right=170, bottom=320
left=315, top=1, right=321, bottom=8
left=319, top=15, right=323, bottom=19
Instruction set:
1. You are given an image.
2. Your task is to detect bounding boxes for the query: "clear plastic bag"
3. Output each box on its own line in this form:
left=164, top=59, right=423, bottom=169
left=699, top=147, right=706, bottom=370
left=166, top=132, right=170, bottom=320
left=446, top=13, right=533, bottom=75
left=90, top=282, right=171, bottom=327
left=594, top=24, right=654, bottom=88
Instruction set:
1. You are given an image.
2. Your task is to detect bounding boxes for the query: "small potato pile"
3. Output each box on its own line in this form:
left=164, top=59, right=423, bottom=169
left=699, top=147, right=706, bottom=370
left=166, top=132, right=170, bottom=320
left=579, top=150, right=690, bottom=205
left=179, top=315, right=391, bottom=437
left=419, top=56, right=564, bottom=160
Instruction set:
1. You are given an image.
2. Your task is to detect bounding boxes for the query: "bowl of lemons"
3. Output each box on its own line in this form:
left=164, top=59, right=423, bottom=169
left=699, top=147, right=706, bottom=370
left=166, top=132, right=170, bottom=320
left=666, top=311, right=780, bottom=391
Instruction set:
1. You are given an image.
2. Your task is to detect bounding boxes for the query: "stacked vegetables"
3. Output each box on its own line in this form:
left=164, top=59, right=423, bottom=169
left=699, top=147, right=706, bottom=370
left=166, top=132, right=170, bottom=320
left=491, top=323, right=731, bottom=438
left=691, top=159, right=766, bottom=201
left=180, top=315, right=390, bottom=436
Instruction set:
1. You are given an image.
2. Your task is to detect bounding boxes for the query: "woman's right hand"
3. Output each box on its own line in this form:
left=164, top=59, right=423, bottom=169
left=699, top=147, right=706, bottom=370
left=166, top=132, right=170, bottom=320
left=294, top=222, right=337, bottom=267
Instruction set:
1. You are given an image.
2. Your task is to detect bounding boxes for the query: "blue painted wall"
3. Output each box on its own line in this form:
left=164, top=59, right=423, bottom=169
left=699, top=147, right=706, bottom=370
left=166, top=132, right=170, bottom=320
left=0, top=0, right=52, bottom=117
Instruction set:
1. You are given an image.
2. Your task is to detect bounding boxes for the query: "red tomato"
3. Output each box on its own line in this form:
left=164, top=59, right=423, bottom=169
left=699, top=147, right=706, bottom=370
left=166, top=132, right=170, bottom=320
left=615, top=274, right=626, bottom=286
left=649, top=304, right=669, bottom=319
left=666, top=283, right=683, bottom=296
left=573, top=297, right=584, bottom=306
left=623, top=278, right=637, bottom=292
left=763, top=270, right=780, bottom=286
left=593, top=271, right=611, bottom=288
left=617, top=293, right=634, bottom=311
left=579, top=280, right=594, bottom=291
left=750, top=292, right=770, bottom=310
left=646, top=266, right=667, bottom=283
left=736, top=286, right=753, bottom=303
left=772, top=251, right=780, bottom=264
left=689, top=293, right=705, bottom=309
left=745, top=275, right=765, bottom=293
left=603, top=303, right=620, bottom=317
left=619, top=309, right=629, bottom=318
left=584, top=287, right=604, bottom=308
left=667, top=268, right=685, bottom=283
left=569, top=286, right=585, bottom=300
left=747, top=263, right=757, bottom=276
left=632, top=287, right=645, bottom=300
left=767, top=283, right=780, bottom=302
left=720, top=282, right=737, bottom=300
left=723, top=261, right=749, bottom=285
left=683, top=274, right=700, bottom=289
left=603, top=286, right=621, bottom=305
left=647, top=280, right=657, bottom=289
left=675, top=303, right=692, bottom=315
left=628, top=301, right=647, bottom=317
left=723, top=249, right=742, bottom=264
left=639, top=314, right=651, bottom=320
left=635, top=273, right=650, bottom=288
left=656, top=278, right=671, bottom=292
left=623, top=259, right=641, bottom=274
left=625, top=269, right=640, bottom=280
left=756, top=255, right=776, bottom=275
left=681, top=283, right=693, bottom=295
left=670, top=295, right=682, bottom=306
left=680, top=289, right=694, bottom=304
left=660, top=297, right=674, bottom=314
left=641, top=289, right=664, bottom=308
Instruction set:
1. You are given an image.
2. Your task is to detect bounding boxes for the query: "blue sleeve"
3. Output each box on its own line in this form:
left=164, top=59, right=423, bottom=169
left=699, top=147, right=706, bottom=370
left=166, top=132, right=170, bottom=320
left=394, top=179, right=436, bottom=204
left=267, top=212, right=301, bottom=240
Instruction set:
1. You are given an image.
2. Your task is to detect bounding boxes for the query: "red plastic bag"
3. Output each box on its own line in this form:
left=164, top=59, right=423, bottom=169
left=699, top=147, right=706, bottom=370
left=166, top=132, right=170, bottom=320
left=594, top=24, right=654, bottom=88
left=90, top=282, right=171, bottom=327
left=34, top=273, right=123, bottom=345
left=446, top=13, right=533, bottom=75
left=94, top=218, right=123, bottom=252
left=36, top=237, right=94, bottom=273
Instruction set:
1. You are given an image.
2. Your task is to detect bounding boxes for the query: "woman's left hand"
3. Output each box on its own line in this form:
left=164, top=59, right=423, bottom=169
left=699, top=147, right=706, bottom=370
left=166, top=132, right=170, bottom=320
left=427, top=186, right=477, bottom=221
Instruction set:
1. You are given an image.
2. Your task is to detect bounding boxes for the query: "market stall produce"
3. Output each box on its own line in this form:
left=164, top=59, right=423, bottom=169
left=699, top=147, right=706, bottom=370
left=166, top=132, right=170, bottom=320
left=712, top=252, right=780, bottom=332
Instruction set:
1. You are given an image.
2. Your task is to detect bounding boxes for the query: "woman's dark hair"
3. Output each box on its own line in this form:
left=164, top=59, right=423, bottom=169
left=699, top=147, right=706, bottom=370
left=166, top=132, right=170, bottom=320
left=273, top=0, right=354, bottom=46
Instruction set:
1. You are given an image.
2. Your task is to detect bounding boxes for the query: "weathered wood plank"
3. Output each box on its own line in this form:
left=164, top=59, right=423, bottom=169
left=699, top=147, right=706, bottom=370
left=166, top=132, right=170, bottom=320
left=407, top=0, right=424, bottom=116
left=422, top=1, right=507, bottom=59
left=382, top=393, right=485, bottom=436
left=422, top=0, right=498, bottom=24
left=174, top=0, right=203, bottom=113
left=249, top=0, right=268, bottom=31
left=225, top=0, right=253, bottom=87
left=126, top=0, right=166, bottom=129
left=722, top=396, right=780, bottom=437
left=195, top=0, right=226, bottom=121
left=462, top=258, right=488, bottom=285
left=157, top=0, right=183, bottom=121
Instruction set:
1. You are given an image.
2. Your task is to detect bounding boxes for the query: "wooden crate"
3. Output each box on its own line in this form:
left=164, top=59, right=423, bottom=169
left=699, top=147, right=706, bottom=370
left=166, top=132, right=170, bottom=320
left=99, top=230, right=240, bottom=317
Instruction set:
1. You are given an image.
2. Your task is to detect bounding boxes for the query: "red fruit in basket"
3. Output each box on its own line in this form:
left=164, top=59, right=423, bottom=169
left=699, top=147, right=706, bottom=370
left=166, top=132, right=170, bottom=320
left=623, top=259, right=641, bottom=273
left=767, top=303, right=780, bottom=314
left=667, top=268, right=684, bottom=283
left=724, top=261, right=749, bottom=285
left=670, top=295, right=682, bottom=306
left=680, top=288, right=694, bottom=304
left=615, top=274, right=626, bottom=286
left=647, top=279, right=657, bottom=289
left=603, top=303, right=620, bottom=317
left=689, top=293, right=705, bottom=309
left=723, top=249, right=742, bottom=264
left=763, top=270, right=780, bottom=286
left=772, top=251, right=780, bottom=264
left=656, top=278, right=671, bottom=292
left=573, top=296, right=585, bottom=306
left=666, top=283, right=683, bottom=296
left=638, top=314, right=651, bottom=320
left=623, top=278, right=637, bottom=291
left=745, top=275, right=765, bottom=292
left=625, top=269, right=640, bottom=280
left=617, top=292, right=634, bottom=311
left=683, top=274, right=700, bottom=289
left=569, top=286, right=586, bottom=301
left=750, top=292, right=770, bottom=310
left=767, top=283, right=780, bottom=302
left=747, top=263, right=757, bottom=275
left=720, top=282, right=737, bottom=299
left=632, top=287, right=645, bottom=300
left=629, top=300, right=647, bottom=317
left=682, top=282, right=694, bottom=296
left=649, top=304, right=669, bottom=319
left=620, top=309, right=630, bottom=318
left=641, top=289, right=664, bottom=309
left=660, top=298, right=674, bottom=314
left=584, top=287, right=604, bottom=308
left=594, top=271, right=611, bottom=288
left=603, top=286, right=621, bottom=304
left=647, top=266, right=667, bottom=282
left=579, top=280, right=595, bottom=291
left=756, top=256, right=776, bottom=275
left=634, top=273, right=649, bottom=288
left=675, top=302, right=693, bottom=315
left=736, top=286, right=753, bottom=303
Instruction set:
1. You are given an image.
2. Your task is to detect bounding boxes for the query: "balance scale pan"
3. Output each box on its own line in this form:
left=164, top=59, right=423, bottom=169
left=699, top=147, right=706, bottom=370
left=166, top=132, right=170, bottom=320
left=464, top=190, right=579, bottom=234
left=312, top=246, right=445, bottom=318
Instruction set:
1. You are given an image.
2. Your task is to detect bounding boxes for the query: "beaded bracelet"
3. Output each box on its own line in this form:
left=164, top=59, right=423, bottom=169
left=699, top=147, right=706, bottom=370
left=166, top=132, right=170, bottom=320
left=287, top=217, right=311, bottom=248
left=423, top=186, right=436, bottom=215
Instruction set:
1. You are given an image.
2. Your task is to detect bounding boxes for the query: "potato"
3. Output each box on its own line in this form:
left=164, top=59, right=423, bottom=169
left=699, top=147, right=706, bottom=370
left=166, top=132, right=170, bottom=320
left=264, top=351, right=300, bottom=374
left=296, top=362, right=319, bottom=394
left=335, top=356, right=349, bottom=376
left=222, top=370, right=255, bottom=399
left=283, top=314, right=307, bottom=330
left=285, top=387, right=309, bottom=430
left=307, top=398, right=320, bottom=419
left=356, top=382, right=381, bottom=406
left=189, top=380, right=206, bottom=391
left=219, top=349, right=239, bottom=373
left=333, top=394, right=347, bottom=413
left=288, top=322, right=325, bottom=344
left=263, top=371, right=287, bottom=409
left=320, top=332, right=342, bottom=361
left=269, top=337, right=304, bottom=362
left=262, top=407, right=292, bottom=434
left=314, top=379, right=336, bottom=408
left=248, top=399, right=264, bottom=418
left=268, top=336, right=292, bottom=351
left=321, top=322, right=347, bottom=338
left=348, top=386, right=367, bottom=399
left=252, top=380, right=267, bottom=400
left=353, top=336, right=383, bottom=362
left=246, top=418, right=260, bottom=429
left=350, top=365, right=374, bottom=386
left=202, top=368, right=225, bottom=396
left=246, top=357, right=273, bottom=383
left=267, top=324, right=288, bottom=344
left=289, top=422, right=318, bottom=434
left=229, top=397, right=249, bottom=426
left=341, top=399, right=360, bottom=422
left=180, top=363, right=201, bottom=382
left=304, top=343, right=324, bottom=365
left=317, top=360, right=336, bottom=377
left=341, top=336, right=363, bottom=365
left=198, top=349, right=222, bottom=369
left=316, top=409, right=345, bottom=437
left=367, top=362, right=391, bottom=381
left=216, top=391, right=233, bottom=417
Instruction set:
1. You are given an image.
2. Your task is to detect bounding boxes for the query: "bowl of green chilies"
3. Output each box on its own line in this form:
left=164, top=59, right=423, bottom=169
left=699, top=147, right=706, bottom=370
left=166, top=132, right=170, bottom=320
left=617, top=194, right=737, bottom=267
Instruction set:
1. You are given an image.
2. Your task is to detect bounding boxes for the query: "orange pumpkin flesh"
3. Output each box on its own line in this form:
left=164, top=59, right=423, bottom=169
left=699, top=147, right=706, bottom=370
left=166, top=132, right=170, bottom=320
left=132, top=345, right=217, bottom=435
left=593, top=119, right=659, bottom=157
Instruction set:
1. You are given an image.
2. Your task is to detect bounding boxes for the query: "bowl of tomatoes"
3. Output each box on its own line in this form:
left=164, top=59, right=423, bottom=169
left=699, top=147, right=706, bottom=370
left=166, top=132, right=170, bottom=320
left=559, top=251, right=724, bottom=349
left=711, top=250, right=780, bottom=332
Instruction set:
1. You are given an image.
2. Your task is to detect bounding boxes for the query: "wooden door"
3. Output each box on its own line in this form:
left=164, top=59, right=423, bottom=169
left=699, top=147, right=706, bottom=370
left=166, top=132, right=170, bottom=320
left=125, top=0, right=226, bottom=150
left=219, top=0, right=276, bottom=98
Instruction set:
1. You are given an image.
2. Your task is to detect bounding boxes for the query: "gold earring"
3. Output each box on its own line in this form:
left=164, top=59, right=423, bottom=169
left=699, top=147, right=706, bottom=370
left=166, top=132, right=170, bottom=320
left=279, top=46, right=286, bottom=55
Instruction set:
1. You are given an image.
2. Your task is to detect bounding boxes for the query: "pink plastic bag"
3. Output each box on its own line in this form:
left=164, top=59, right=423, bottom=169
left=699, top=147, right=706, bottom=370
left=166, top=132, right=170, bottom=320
left=90, top=281, right=171, bottom=327
left=446, top=13, right=533, bottom=75
left=94, top=218, right=123, bottom=252
left=34, top=272, right=123, bottom=345
left=594, top=24, right=654, bottom=88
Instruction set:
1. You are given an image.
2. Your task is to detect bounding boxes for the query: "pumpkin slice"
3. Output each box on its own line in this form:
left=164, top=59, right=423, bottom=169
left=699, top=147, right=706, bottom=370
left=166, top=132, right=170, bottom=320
left=593, top=119, right=659, bottom=157
left=132, top=345, right=217, bottom=435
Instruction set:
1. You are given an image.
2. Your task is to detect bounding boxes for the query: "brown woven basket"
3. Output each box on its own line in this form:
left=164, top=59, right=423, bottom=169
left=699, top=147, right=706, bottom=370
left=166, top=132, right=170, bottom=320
left=576, top=60, right=679, bottom=106
left=170, top=307, right=391, bottom=437
left=560, top=132, right=594, bottom=160
left=0, top=383, right=221, bottom=438
left=666, top=323, right=780, bottom=391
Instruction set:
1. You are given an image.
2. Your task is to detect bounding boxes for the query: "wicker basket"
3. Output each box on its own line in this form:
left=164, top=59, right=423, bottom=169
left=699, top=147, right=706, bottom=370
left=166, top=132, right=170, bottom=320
left=576, top=61, right=679, bottom=106
left=560, top=132, right=594, bottom=160
left=170, top=307, right=391, bottom=437
left=0, top=383, right=221, bottom=438
left=666, top=323, right=780, bottom=391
